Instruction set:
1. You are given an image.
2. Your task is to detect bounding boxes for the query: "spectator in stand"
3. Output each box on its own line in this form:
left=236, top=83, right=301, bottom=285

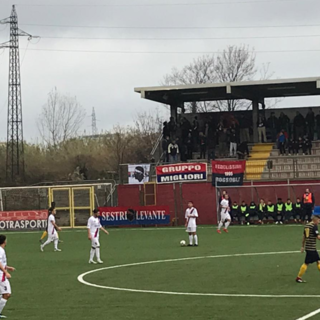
left=192, top=116, right=199, bottom=151
left=279, top=112, right=290, bottom=136
left=303, top=136, right=312, bottom=155
left=168, top=139, right=179, bottom=163
left=297, top=137, right=304, bottom=154
left=163, top=121, right=170, bottom=139
left=216, top=120, right=223, bottom=137
left=258, top=114, right=267, bottom=143
left=161, top=136, right=170, bottom=163
left=239, top=114, right=250, bottom=143
left=181, top=117, right=191, bottom=142
left=267, top=112, right=279, bottom=142
left=288, top=137, right=298, bottom=156
left=176, top=137, right=186, bottom=162
left=278, top=131, right=286, bottom=155
left=237, top=141, right=250, bottom=159
left=316, top=110, right=320, bottom=140
left=198, top=132, right=207, bottom=159
left=204, top=122, right=210, bottom=139
left=207, top=124, right=216, bottom=162
left=306, top=107, right=315, bottom=140
left=293, top=111, right=305, bottom=140
left=186, top=132, right=193, bottom=160
left=168, top=117, right=177, bottom=139
left=218, top=128, right=228, bottom=157
left=228, top=124, right=238, bottom=157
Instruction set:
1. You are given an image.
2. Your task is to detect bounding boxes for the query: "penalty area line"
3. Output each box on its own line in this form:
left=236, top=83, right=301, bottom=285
left=296, top=308, right=320, bottom=320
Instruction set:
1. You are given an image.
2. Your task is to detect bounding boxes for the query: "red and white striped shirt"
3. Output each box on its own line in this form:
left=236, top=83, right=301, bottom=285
left=87, top=216, right=102, bottom=238
left=0, top=247, right=7, bottom=282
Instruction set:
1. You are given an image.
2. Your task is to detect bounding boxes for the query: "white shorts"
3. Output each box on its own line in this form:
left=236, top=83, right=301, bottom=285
left=48, top=231, right=58, bottom=241
left=186, top=227, right=197, bottom=233
left=0, top=279, right=11, bottom=295
left=91, top=237, right=100, bottom=248
left=221, top=212, right=231, bottom=222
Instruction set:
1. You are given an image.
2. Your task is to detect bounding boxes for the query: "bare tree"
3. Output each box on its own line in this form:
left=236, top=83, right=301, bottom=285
left=133, top=109, right=162, bottom=146
left=37, top=88, right=86, bottom=146
left=163, top=55, right=217, bottom=113
left=163, top=45, right=276, bottom=113
left=215, top=45, right=256, bottom=111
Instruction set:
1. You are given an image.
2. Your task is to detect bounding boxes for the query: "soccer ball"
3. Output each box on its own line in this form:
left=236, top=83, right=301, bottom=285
left=180, top=240, right=186, bottom=247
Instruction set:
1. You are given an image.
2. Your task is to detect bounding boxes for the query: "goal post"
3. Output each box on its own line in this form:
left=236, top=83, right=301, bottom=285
left=0, top=182, right=113, bottom=228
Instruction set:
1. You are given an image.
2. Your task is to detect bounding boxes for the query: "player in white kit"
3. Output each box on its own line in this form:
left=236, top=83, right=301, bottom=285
left=185, top=201, right=199, bottom=246
left=217, top=194, right=231, bottom=234
left=40, top=208, right=62, bottom=252
left=87, top=209, right=109, bottom=264
left=0, top=235, right=15, bottom=319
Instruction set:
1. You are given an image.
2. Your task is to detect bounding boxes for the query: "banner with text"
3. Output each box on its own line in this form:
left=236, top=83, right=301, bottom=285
left=128, top=164, right=150, bottom=184
left=0, top=210, right=48, bottom=230
left=156, top=163, right=207, bottom=184
left=98, top=206, right=171, bottom=226
left=212, top=160, right=246, bottom=186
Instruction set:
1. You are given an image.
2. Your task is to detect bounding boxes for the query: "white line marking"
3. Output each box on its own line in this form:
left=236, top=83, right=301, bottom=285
left=296, top=308, right=320, bottom=320
left=77, top=250, right=316, bottom=298
left=2, top=224, right=302, bottom=235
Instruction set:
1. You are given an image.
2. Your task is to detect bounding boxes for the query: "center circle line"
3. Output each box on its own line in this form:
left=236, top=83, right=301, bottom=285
left=77, top=250, right=320, bottom=298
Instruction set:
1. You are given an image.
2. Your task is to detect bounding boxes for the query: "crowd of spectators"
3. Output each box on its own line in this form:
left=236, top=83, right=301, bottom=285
left=161, top=108, right=320, bottom=163
left=274, top=108, right=318, bottom=155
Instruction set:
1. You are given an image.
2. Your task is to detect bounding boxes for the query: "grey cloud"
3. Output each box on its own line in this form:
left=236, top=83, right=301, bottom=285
left=0, top=0, right=320, bottom=140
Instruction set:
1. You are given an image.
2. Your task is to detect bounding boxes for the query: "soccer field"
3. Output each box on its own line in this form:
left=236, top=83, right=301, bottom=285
left=4, top=225, right=320, bottom=320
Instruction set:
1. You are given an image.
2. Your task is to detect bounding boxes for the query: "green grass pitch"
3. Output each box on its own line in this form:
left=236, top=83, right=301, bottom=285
left=3, top=225, right=320, bottom=320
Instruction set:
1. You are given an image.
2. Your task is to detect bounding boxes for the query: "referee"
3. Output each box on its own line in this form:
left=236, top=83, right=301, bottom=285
left=296, top=214, right=320, bottom=283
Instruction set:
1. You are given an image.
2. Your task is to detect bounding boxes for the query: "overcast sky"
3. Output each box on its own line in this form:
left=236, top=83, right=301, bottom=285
left=1, top=0, right=320, bottom=142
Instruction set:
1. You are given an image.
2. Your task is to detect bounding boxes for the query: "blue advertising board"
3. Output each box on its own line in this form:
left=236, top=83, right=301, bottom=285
left=98, top=206, right=171, bottom=226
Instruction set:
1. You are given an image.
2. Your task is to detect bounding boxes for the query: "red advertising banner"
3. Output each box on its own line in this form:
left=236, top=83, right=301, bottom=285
left=212, top=160, right=246, bottom=186
left=156, top=163, right=207, bottom=184
left=0, top=210, right=48, bottom=230
left=98, top=206, right=171, bottom=226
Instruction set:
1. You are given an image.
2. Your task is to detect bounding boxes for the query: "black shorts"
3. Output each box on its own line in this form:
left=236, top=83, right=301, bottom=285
left=305, top=250, right=320, bottom=264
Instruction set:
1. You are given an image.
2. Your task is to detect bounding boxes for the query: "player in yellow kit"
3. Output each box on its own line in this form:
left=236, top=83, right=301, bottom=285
left=296, top=214, right=320, bottom=283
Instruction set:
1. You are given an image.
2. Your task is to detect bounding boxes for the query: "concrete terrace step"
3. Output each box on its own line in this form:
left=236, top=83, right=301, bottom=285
left=261, top=171, right=320, bottom=179
left=246, top=143, right=274, bottom=180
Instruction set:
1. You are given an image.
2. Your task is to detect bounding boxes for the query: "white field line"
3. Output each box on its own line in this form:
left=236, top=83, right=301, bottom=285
left=2, top=224, right=303, bottom=235
left=77, top=250, right=318, bottom=298
left=295, top=308, right=320, bottom=320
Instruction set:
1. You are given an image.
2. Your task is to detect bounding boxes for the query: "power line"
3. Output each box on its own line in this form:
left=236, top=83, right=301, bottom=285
left=22, top=48, right=320, bottom=54
left=40, top=34, right=320, bottom=41
left=20, top=23, right=320, bottom=30
left=13, top=0, right=317, bottom=7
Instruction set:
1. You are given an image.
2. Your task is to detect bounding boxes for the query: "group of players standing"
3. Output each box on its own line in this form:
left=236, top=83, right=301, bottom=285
left=39, top=207, right=109, bottom=264
left=218, top=188, right=315, bottom=227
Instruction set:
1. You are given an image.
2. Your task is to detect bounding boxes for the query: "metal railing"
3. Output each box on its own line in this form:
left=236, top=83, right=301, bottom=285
left=150, top=133, right=163, bottom=159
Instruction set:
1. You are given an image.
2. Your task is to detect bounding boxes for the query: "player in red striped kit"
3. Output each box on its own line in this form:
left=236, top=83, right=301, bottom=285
left=40, top=208, right=61, bottom=252
left=87, top=209, right=109, bottom=264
